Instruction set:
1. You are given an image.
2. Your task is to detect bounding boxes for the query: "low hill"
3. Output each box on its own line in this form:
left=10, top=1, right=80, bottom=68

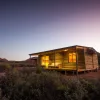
left=0, top=58, right=8, bottom=62
left=25, top=57, right=38, bottom=63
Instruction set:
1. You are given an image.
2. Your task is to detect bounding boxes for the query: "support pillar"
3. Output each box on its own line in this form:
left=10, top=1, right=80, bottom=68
left=84, top=47, right=86, bottom=73
left=73, top=71, right=75, bottom=75
left=37, top=55, right=40, bottom=67
left=54, top=51, right=56, bottom=67
left=65, top=71, right=67, bottom=75
left=30, top=55, right=31, bottom=59
left=29, top=55, right=32, bottom=64
left=76, top=47, right=78, bottom=76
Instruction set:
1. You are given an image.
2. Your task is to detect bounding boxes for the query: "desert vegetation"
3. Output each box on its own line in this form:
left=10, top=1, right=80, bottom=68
left=0, top=66, right=100, bottom=100
left=0, top=62, right=35, bottom=72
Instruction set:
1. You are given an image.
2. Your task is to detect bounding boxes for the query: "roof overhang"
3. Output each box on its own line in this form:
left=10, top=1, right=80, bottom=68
left=29, top=45, right=97, bottom=56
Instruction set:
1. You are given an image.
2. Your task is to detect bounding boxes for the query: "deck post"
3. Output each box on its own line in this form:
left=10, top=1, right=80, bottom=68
left=30, top=55, right=31, bottom=59
left=54, top=51, right=56, bottom=68
left=76, top=46, right=78, bottom=76
left=92, top=53, right=94, bottom=71
left=73, top=71, right=74, bottom=75
left=84, top=47, right=86, bottom=73
left=62, top=51, right=64, bottom=69
left=37, top=55, right=39, bottom=66
left=65, top=71, right=67, bottom=75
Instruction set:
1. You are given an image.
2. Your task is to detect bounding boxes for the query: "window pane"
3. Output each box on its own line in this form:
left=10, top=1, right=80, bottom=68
left=69, top=53, right=73, bottom=62
left=45, top=56, right=49, bottom=67
left=41, top=56, right=49, bottom=68
left=73, top=53, right=76, bottom=62
left=41, top=56, right=45, bottom=65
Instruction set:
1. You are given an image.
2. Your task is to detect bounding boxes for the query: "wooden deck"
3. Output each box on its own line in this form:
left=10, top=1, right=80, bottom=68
left=44, top=67, right=98, bottom=73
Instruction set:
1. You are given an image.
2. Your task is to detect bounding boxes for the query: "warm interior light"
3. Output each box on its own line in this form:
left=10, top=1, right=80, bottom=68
left=69, top=53, right=73, bottom=62
left=51, top=62, right=59, bottom=66
left=41, top=56, right=45, bottom=65
left=73, top=53, right=76, bottom=62
left=45, top=56, right=49, bottom=68
left=69, top=53, right=76, bottom=62
left=64, top=49, right=68, bottom=51
left=41, top=56, right=49, bottom=68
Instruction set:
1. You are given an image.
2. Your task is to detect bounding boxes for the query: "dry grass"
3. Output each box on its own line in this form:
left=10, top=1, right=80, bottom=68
left=0, top=68, right=100, bottom=100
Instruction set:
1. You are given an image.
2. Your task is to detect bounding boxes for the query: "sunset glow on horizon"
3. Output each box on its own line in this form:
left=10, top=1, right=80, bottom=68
left=0, top=0, right=100, bottom=61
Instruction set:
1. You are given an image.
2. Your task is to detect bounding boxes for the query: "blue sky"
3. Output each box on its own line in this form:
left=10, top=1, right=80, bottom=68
left=0, top=0, right=100, bottom=61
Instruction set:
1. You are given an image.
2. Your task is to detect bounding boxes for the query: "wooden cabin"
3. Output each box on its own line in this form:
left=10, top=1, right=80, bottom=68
left=29, top=45, right=99, bottom=73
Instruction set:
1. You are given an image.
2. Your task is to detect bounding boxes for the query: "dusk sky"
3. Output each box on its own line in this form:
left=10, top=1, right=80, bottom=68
left=0, top=0, right=100, bottom=61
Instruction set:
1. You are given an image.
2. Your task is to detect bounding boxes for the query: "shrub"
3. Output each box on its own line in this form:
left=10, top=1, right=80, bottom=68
left=36, top=66, right=43, bottom=74
left=0, top=70, right=63, bottom=100
left=0, top=63, right=11, bottom=72
left=64, top=79, right=87, bottom=100
left=0, top=69, right=100, bottom=100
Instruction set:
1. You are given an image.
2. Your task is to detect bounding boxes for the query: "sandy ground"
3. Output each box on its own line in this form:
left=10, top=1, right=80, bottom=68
left=65, top=70, right=100, bottom=80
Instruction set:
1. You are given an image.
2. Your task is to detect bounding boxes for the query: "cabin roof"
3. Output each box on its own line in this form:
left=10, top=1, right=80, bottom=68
left=29, top=45, right=97, bottom=56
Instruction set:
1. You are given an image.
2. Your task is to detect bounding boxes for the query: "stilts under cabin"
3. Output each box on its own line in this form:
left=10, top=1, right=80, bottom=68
left=29, top=45, right=99, bottom=74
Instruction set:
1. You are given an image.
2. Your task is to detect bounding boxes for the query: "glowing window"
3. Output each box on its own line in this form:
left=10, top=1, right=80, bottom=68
left=41, top=56, right=49, bottom=68
left=69, top=53, right=76, bottom=62
left=69, top=53, right=73, bottom=62
left=73, top=53, right=76, bottom=62
left=41, top=56, right=45, bottom=65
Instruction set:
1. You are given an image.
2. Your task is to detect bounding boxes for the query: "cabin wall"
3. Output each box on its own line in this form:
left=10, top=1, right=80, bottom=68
left=39, top=47, right=77, bottom=70
left=30, top=46, right=99, bottom=72
left=62, top=50, right=76, bottom=70
left=55, top=52, right=63, bottom=68
left=39, top=52, right=63, bottom=68
left=97, top=53, right=100, bottom=67
left=92, top=54, right=98, bottom=69
left=84, top=48, right=98, bottom=70
left=77, top=47, right=85, bottom=70
left=62, top=51, right=69, bottom=68
left=37, top=47, right=98, bottom=72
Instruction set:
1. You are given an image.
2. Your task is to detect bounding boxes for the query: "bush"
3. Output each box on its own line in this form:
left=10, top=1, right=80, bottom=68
left=0, top=69, right=100, bottom=100
left=0, top=63, right=11, bottom=72
left=36, top=66, right=43, bottom=74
